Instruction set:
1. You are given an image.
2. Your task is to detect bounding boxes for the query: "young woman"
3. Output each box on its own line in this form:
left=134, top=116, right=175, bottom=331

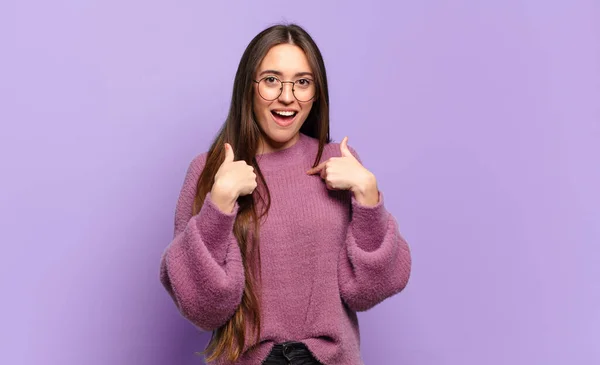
left=160, top=23, right=412, bottom=365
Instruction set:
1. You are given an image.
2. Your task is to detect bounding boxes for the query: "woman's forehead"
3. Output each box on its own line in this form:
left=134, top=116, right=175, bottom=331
left=257, top=44, right=313, bottom=76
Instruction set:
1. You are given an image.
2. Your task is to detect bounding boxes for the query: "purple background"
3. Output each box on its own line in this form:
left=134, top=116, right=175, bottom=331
left=2, top=1, right=599, bottom=364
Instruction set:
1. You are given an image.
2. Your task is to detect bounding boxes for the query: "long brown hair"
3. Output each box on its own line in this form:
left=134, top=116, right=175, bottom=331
left=195, top=24, right=331, bottom=362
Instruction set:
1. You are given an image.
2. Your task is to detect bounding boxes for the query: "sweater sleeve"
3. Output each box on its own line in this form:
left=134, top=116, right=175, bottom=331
left=337, top=147, right=412, bottom=312
left=159, top=154, right=245, bottom=331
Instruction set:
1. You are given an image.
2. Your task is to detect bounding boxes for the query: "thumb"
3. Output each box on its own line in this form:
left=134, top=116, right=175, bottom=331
left=223, top=143, right=235, bottom=163
left=340, top=136, right=352, bottom=157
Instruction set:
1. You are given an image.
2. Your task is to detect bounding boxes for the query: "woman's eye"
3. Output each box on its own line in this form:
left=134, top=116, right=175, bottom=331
left=265, top=77, right=278, bottom=84
left=297, top=79, right=311, bottom=87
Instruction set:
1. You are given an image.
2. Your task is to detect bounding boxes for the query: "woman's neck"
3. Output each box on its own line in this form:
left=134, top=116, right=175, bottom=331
left=257, top=132, right=302, bottom=155
left=255, top=132, right=312, bottom=171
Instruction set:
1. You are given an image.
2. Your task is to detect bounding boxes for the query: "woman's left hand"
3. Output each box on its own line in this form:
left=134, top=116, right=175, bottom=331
left=306, top=136, right=380, bottom=206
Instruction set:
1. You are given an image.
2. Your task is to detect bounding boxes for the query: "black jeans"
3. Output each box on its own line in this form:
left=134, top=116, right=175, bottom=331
left=262, top=341, right=324, bottom=365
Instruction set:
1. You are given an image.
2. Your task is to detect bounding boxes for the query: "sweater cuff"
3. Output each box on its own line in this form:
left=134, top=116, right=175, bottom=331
left=194, top=192, right=239, bottom=261
left=350, top=191, right=388, bottom=252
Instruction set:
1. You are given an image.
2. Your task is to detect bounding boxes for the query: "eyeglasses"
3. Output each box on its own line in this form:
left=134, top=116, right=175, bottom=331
left=253, top=76, right=316, bottom=102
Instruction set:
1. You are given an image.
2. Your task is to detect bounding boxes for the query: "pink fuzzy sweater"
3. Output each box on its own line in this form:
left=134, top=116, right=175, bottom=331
left=160, top=133, right=411, bottom=364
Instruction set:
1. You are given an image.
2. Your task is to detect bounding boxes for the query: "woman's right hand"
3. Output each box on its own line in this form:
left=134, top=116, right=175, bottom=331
left=210, top=143, right=257, bottom=213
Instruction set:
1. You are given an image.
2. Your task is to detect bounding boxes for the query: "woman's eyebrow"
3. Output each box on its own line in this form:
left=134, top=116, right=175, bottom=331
left=258, top=70, right=314, bottom=78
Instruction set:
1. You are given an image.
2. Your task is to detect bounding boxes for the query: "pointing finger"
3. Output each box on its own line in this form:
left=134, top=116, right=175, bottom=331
left=306, top=161, right=327, bottom=175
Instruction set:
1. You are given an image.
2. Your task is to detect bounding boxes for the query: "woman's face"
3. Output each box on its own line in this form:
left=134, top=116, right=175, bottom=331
left=253, top=44, right=315, bottom=153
